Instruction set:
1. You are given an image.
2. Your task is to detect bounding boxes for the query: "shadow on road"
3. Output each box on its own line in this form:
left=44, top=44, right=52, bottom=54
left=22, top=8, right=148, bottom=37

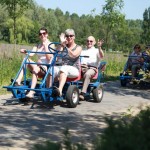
left=0, top=101, right=122, bottom=149
left=0, top=80, right=149, bottom=149
left=104, top=81, right=150, bottom=100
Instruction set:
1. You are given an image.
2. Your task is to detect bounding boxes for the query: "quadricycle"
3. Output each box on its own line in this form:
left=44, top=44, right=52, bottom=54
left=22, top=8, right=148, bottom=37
left=3, top=42, right=107, bottom=108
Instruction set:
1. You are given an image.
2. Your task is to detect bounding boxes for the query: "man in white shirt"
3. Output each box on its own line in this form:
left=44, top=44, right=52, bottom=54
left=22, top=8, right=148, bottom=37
left=79, top=36, right=104, bottom=100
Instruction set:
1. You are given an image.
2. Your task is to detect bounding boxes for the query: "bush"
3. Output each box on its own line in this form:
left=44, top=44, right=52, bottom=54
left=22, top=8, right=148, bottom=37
left=94, top=106, right=150, bottom=150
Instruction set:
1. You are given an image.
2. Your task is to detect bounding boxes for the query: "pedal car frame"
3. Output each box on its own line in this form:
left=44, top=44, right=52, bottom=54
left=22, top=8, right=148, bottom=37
left=3, top=42, right=106, bottom=107
left=120, top=54, right=150, bottom=87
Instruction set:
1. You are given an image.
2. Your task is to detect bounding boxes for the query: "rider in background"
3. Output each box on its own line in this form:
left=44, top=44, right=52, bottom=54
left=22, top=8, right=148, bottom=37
left=79, top=36, right=104, bottom=101
left=123, top=44, right=143, bottom=81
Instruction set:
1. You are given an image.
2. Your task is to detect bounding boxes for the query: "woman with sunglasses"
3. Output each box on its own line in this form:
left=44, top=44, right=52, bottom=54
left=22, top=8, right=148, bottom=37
left=79, top=36, right=104, bottom=100
left=123, top=44, right=143, bottom=83
left=51, top=29, right=82, bottom=96
left=15, top=27, right=54, bottom=98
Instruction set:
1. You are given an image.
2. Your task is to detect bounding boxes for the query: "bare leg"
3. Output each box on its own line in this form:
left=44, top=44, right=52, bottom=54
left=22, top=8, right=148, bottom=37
left=58, top=71, right=67, bottom=95
left=26, top=65, right=41, bottom=97
left=16, top=69, right=24, bottom=85
left=16, top=58, right=35, bottom=84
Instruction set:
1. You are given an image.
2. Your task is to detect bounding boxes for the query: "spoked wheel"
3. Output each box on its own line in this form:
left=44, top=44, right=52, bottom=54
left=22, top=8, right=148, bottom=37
left=66, top=85, right=79, bottom=108
left=92, top=86, right=104, bottom=103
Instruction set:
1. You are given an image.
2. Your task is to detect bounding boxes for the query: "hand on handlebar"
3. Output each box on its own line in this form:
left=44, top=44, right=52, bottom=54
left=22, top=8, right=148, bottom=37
left=20, top=49, right=26, bottom=54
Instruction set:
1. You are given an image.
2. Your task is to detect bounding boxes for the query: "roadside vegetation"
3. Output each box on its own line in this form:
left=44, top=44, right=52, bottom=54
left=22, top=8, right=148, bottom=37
left=0, top=46, right=127, bottom=95
left=0, top=0, right=150, bottom=93
left=31, top=106, right=150, bottom=150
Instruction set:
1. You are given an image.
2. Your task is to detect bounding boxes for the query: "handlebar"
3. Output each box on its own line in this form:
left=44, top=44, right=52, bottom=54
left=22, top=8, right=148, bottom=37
left=48, top=42, right=68, bottom=57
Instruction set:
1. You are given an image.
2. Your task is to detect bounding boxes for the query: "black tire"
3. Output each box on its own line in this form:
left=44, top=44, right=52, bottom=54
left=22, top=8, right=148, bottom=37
left=66, top=85, right=79, bottom=108
left=120, top=79, right=127, bottom=87
left=92, top=86, right=104, bottom=103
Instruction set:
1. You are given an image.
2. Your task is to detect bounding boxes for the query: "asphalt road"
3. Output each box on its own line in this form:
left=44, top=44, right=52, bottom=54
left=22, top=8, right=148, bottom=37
left=0, top=81, right=150, bottom=150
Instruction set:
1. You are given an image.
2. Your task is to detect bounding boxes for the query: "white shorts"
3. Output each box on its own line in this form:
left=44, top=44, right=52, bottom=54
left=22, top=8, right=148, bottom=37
left=50, top=65, right=79, bottom=78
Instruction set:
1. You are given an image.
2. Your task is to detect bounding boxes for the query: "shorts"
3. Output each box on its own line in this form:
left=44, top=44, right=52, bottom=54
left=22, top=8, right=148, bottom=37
left=49, top=65, right=79, bottom=78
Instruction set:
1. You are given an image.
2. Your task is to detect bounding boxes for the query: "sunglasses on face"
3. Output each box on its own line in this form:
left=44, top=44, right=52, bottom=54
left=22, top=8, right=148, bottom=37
left=135, top=47, right=140, bottom=49
left=65, top=35, right=74, bottom=38
left=39, top=32, right=47, bottom=36
left=87, top=40, right=93, bottom=43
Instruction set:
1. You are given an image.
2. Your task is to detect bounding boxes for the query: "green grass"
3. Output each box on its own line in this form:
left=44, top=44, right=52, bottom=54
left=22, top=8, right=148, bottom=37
left=104, top=52, right=127, bottom=81
left=0, top=51, right=127, bottom=95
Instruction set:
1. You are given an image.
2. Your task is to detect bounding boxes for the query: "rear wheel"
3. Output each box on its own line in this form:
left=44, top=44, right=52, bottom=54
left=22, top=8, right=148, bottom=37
left=92, top=86, right=103, bottom=103
left=66, top=85, right=79, bottom=108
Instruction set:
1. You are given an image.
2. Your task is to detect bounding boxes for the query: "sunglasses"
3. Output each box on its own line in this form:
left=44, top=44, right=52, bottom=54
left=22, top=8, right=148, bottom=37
left=39, top=32, right=47, bottom=36
left=65, top=35, right=74, bottom=38
left=87, top=40, right=93, bottom=43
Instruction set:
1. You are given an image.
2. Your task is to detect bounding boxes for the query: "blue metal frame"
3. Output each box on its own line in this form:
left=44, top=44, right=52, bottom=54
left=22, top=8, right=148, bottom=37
left=3, top=42, right=106, bottom=103
left=119, top=54, right=150, bottom=85
left=77, top=61, right=107, bottom=95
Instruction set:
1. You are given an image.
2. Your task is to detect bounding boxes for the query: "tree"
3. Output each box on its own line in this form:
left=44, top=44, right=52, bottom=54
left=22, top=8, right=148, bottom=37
left=0, top=4, right=9, bottom=41
left=0, top=0, right=33, bottom=44
left=141, top=7, right=150, bottom=44
left=101, top=0, right=125, bottom=51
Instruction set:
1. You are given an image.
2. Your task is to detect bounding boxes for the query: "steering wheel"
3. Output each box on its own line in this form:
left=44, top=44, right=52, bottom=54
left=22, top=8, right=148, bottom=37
left=48, top=42, right=68, bottom=57
left=48, top=42, right=60, bottom=53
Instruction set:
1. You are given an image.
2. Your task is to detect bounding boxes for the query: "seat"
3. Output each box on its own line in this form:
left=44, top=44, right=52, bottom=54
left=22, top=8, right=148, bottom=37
left=66, top=74, right=81, bottom=82
left=66, top=62, right=81, bottom=82
left=92, top=62, right=107, bottom=79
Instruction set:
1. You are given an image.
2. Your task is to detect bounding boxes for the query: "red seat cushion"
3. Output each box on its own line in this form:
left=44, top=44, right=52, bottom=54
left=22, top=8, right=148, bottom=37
left=66, top=74, right=81, bottom=82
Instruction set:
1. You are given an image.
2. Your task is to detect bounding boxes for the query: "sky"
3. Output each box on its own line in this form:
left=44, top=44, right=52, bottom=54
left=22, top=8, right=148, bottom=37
left=35, top=0, right=150, bottom=20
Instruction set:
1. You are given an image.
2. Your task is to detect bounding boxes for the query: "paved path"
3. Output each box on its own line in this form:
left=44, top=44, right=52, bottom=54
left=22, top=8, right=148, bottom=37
left=0, top=81, right=150, bottom=150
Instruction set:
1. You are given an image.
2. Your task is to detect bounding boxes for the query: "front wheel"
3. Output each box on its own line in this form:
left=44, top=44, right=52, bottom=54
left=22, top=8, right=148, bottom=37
left=66, top=85, right=79, bottom=108
left=92, top=86, right=104, bottom=103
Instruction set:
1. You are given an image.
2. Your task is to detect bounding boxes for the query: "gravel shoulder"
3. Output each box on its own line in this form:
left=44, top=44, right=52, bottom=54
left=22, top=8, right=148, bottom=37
left=0, top=81, right=150, bottom=150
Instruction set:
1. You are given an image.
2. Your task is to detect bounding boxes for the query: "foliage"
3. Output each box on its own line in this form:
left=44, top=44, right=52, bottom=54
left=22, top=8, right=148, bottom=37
left=0, top=0, right=148, bottom=52
left=101, top=0, right=125, bottom=50
left=94, top=106, right=150, bottom=150
left=141, top=7, right=150, bottom=44
left=0, top=0, right=33, bottom=43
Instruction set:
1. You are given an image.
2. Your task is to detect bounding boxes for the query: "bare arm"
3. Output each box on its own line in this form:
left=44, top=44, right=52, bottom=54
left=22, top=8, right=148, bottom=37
left=97, top=39, right=104, bottom=59
left=68, top=46, right=82, bottom=58
left=20, top=46, right=37, bottom=56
